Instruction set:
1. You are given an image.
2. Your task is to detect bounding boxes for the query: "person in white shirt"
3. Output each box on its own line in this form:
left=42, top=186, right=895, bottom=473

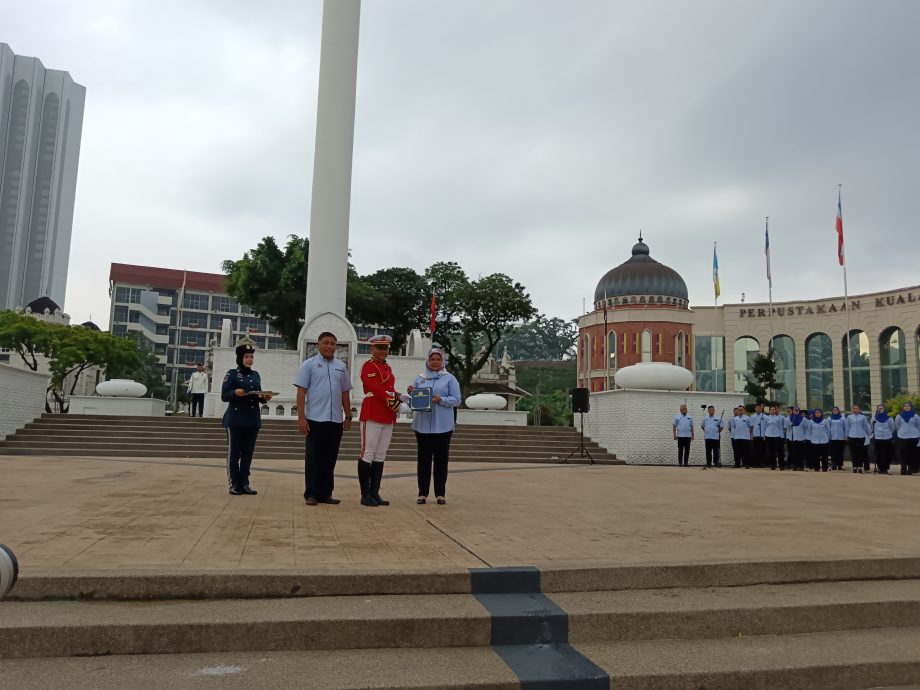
left=186, top=363, right=209, bottom=417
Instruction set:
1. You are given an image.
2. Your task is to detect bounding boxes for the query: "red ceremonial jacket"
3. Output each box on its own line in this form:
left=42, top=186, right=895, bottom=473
left=359, top=358, right=400, bottom=424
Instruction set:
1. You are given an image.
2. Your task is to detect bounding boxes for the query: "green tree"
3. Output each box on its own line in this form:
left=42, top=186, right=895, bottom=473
left=515, top=390, right=574, bottom=426
left=107, top=333, right=169, bottom=399
left=427, top=262, right=537, bottom=396
left=359, top=267, right=430, bottom=352
left=222, top=235, right=382, bottom=348
left=744, top=349, right=784, bottom=408
left=0, top=310, right=56, bottom=370
left=883, top=392, right=920, bottom=416
left=493, top=315, right=577, bottom=360
left=46, top=326, right=141, bottom=412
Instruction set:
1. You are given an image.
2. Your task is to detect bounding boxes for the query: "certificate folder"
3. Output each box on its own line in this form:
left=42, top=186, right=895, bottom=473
left=410, top=388, right=432, bottom=411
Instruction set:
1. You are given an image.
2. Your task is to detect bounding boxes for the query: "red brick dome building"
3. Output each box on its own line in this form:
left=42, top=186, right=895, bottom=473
left=577, top=237, right=693, bottom=390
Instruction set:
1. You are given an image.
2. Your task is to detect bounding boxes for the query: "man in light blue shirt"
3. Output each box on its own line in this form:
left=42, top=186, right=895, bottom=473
left=672, top=404, right=694, bottom=467
left=293, top=332, right=353, bottom=505
left=728, top=406, right=752, bottom=468
left=701, top=405, right=724, bottom=467
left=749, top=403, right=767, bottom=468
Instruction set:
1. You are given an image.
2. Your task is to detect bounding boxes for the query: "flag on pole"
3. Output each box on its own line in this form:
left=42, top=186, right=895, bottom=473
left=602, top=290, right=608, bottom=353
left=712, top=245, right=721, bottom=299
left=836, top=188, right=845, bottom=266
left=429, top=290, right=437, bottom=335
left=765, top=219, right=772, bottom=289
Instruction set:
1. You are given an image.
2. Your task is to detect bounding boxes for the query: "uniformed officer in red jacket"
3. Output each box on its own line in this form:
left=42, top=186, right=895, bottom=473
left=358, top=335, right=407, bottom=506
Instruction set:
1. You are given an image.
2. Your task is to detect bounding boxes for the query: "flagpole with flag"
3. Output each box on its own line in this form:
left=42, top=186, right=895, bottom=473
left=602, top=289, right=609, bottom=390
left=838, top=185, right=855, bottom=408
left=712, top=243, right=720, bottom=307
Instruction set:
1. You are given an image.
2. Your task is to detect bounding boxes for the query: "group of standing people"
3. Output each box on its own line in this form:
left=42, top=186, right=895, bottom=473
left=672, top=402, right=920, bottom=474
left=221, top=333, right=463, bottom=505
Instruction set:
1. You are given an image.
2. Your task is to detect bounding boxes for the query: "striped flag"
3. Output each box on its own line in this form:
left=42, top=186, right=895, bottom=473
left=765, top=219, right=772, bottom=289
left=712, top=245, right=721, bottom=299
left=836, top=189, right=845, bottom=266
left=429, top=290, right=437, bottom=335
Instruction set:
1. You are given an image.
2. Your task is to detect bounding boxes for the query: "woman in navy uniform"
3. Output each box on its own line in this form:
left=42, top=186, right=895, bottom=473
left=221, top=343, right=272, bottom=495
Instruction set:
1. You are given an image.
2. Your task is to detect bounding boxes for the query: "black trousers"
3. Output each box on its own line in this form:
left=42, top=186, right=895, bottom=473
left=750, top=437, right=766, bottom=467
left=731, top=439, right=749, bottom=467
left=305, top=421, right=344, bottom=500
left=848, top=438, right=869, bottom=471
left=811, top=443, right=830, bottom=471
left=874, top=439, right=894, bottom=472
left=191, top=393, right=205, bottom=417
left=896, top=437, right=917, bottom=475
left=704, top=439, right=720, bottom=467
left=676, top=437, right=691, bottom=465
left=829, top=440, right=846, bottom=469
left=766, top=437, right=784, bottom=469
left=416, top=431, right=452, bottom=497
left=226, top=426, right=259, bottom=489
left=789, top=440, right=806, bottom=470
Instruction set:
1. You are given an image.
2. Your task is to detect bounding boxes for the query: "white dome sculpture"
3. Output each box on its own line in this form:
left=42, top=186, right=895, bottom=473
left=614, top=362, right=693, bottom=391
left=96, top=379, right=148, bottom=398
left=465, top=394, right=507, bottom=410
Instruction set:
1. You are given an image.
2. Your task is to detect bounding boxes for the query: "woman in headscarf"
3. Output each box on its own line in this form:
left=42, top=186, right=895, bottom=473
left=827, top=406, right=848, bottom=471
left=808, top=408, right=831, bottom=472
left=894, top=401, right=920, bottom=476
left=846, top=404, right=870, bottom=473
left=409, top=347, right=462, bottom=505
left=788, top=406, right=808, bottom=471
left=221, top=343, right=272, bottom=495
left=871, top=404, right=896, bottom=475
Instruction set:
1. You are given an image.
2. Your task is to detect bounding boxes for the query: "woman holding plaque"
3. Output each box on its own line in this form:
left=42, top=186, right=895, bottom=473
left=409, top=347, right=461, bottom=505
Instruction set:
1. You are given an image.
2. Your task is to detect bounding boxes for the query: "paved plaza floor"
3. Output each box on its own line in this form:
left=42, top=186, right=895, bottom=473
left=1, top=454, right=919, bottom=574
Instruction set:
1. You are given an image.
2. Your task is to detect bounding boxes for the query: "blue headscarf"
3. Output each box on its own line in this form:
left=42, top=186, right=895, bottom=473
left=899, top=402, right=915, bottom=423
left=813, top=408, right=824, bottom=422
left=830, top=406, right=842, bottom=421
left=789, top=407, right=804, bottom=427
left=874, top=405, right=890, bottom=423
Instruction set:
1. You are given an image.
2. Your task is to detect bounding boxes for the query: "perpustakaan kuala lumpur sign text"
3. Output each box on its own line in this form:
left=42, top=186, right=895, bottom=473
left=739, top=291, right=920, bottom=318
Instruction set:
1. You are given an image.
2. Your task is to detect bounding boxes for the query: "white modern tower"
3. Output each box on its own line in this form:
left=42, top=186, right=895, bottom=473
left=0, top=43, right=85, bottom=311
left=299, top=0, right=361, bottom=364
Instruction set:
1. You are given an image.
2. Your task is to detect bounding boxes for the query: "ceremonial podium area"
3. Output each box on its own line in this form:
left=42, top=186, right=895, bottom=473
left=1, top=443, right=919, bottom=689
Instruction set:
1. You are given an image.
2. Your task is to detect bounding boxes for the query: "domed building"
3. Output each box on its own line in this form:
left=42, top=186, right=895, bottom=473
left=578, top=237, right=693, bottom=391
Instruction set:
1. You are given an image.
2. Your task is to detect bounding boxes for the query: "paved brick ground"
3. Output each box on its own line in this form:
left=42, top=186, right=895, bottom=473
left=1, top=455, right=918, bottom=572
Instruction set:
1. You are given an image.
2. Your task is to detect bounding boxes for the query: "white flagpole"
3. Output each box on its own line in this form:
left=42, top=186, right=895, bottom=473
left=766, top=217, right=775, bottom=404
left=840, top=185, right=855, bottom=408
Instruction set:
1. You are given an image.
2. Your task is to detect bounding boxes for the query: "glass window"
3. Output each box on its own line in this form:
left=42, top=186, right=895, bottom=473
left=879, top=327, right=907, bottom=401
left=240, top=317, right=263, bottom=333
left=694, top=335, right=725, bottom=392
left=842, top=330, right=871, bottom=409
left=212, top=296, right=238, bottom=313
left=113, top=305, right=128, bottom=323
left=641, top=330, right=652, bottom=363
left=805, top=333, right=834, bottom=411
left=181, top=312, right=205, bottom=328
left=675, top=331, right=686, bottom=368
left=128, top=310, right=141, bottom=323
left=182, top=293, right=209, bottom=310
left=733, top=337, right=760, bottom=394
left=771, top=335, right=796, bottom=407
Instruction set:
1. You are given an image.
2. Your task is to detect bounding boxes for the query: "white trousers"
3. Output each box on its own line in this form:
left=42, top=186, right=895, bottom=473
left=361, top=421, right=393, bottom=464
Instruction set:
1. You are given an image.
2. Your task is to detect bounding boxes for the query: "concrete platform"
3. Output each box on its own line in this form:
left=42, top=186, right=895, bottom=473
left=1, top=455, right=919, bottom=575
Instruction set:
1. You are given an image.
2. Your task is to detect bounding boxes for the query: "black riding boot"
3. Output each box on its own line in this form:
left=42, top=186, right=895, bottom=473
left=357, top=460, right=378, bottom=507
left=371, top=462, right=389, bottom=506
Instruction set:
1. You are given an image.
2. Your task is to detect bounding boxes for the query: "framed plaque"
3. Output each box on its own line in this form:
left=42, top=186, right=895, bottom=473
left=410, top=388, right=432, bottom=411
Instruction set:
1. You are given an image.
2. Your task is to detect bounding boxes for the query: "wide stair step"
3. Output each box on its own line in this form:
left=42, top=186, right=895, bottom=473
left=2, top=558, right=920, bottom=688
left=0, top=414, right=621, bottom=464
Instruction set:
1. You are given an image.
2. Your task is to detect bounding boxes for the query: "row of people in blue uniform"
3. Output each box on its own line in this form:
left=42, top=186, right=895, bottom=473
left=672, top=402, right=920, bottom=474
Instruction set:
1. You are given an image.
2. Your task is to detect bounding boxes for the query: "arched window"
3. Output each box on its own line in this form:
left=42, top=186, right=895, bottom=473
left=879, top=327, right=907, bottom=401
left=275, top=404, right=285, bottom=416
left=842, top=330, right=871, bottom=409
left=606, top=330, right=617, bottom=389
left=290, top=405, right=298, bottom=416
left=733, top=336, right=760, bottom=394
left=675, top=331, right=686, bottom=368
left=771, top=335, right=796, bottom=406
left=260, top=404, right=269, bottom=415
left=805, top=333, right=834, bottom=410
left=641, top=329, right=652, bottom=363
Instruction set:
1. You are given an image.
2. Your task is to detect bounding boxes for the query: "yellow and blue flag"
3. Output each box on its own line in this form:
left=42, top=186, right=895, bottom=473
left=712, top=245, right=721, bottom=299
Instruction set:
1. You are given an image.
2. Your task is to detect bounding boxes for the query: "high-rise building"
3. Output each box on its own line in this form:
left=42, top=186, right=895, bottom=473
left=0, top=43, right=85, bottom=310
left=108, top=264, right=289, bottom=396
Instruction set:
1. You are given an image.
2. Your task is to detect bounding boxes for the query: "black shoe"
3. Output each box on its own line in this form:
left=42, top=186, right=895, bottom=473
left=320, top=497, right=341, bottom=504
left=357, top=460, right=378, bottom=506
left=242, top=486, right=258, bottom=495
left=304, top=496, right=318, bottom=506
left=229, top=487, right=243, bottom=495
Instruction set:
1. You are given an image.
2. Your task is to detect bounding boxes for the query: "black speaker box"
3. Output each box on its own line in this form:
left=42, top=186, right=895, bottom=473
left=570, top=387, right=590, bottom=414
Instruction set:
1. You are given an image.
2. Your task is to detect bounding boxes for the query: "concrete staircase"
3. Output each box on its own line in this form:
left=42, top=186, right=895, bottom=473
left=0, top=414, right=620, bottom=464
left=2, top=558, right=920, bottom=688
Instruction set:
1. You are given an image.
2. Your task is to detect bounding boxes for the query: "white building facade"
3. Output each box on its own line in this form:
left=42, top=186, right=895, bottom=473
left=0, top=43, right=85, bottom=310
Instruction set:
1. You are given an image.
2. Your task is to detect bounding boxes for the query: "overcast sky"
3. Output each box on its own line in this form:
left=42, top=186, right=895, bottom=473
left=6, top=0, right=919, bottom=328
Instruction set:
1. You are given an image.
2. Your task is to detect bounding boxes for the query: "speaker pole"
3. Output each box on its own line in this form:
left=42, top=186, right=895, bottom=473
left=562, top=411, right=595, bottom=464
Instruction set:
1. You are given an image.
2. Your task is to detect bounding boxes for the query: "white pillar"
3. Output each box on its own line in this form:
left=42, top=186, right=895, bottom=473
left=299, top=0, right=361, bottom=364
